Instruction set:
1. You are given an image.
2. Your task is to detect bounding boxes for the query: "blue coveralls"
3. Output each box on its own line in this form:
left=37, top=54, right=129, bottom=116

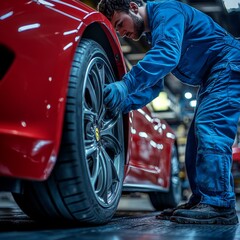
left=121, top=1, right=240, bottom=208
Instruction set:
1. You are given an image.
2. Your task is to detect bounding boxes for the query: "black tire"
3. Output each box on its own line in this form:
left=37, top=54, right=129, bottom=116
left=13, top=39, right=125, bottom=225
left=149, top=145, right=181, bottom=210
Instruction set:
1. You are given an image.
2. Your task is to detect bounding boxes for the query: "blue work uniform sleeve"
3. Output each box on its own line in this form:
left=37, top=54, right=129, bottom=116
left=121, top=80, right=163, bottom=114
left=122, top=5, right=185, bottom=95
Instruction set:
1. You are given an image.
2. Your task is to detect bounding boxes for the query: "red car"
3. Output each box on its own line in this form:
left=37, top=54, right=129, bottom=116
left=0, top=0, right=181, bottom=225
left=232, top=145, right=240, bottom=193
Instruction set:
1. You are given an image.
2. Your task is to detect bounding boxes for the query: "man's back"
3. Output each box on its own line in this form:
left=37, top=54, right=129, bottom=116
left=147, top=0, right=238, bottom=85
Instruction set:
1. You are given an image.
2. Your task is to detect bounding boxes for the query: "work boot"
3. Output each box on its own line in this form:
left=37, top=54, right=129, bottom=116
left=156, top=201, right=199, bottom=220
left=170, top=203, right=239, bottom=225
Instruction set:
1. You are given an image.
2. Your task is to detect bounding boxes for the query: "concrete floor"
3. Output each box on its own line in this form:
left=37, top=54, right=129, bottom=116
left=0, top=193, right=240, bottom=240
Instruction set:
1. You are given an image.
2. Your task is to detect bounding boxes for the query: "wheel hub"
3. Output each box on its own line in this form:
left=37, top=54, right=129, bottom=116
left=95, top=127, right=100, bottom=142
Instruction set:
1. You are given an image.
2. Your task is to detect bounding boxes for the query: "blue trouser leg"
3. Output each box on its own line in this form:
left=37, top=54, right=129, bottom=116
left=193, top=62, right=240, bottom=208
left=185, top=114, right=202, bottom=203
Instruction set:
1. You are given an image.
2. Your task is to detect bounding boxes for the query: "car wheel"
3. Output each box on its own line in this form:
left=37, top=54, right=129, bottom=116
left=13, top=38, right=125, bottom=225
left=149, top=145, right=181, bottom=210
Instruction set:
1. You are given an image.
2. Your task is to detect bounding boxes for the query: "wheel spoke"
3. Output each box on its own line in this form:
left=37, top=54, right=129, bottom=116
left=99, top=147, right=112, bottom=203
left=97, top=145, right=120, bottom=204
left=101, top=134, right=122, bottom=155
left=85, top=138, right=97, bottom=157
left=90, top=148, right=101, bottom=186
left=83, top=105, right=97, bottom=153
left=95, top=65, right=105, bottom=120
left=85, top=60, right=106, bottom=115
left=101, top=112, right=120, bottom=132
left=85, top=75, right=98, bottom=113
left=97, top=60, right=106, bottom=85
left=95, top=64, right=109, bottom=124
left=84, top=103, right=98, bottom=121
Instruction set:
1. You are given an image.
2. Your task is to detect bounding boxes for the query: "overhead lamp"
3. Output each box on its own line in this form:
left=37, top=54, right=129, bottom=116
left=184, top=92, right=192, bottom=99
left=190, top=100, right=197, bottom=108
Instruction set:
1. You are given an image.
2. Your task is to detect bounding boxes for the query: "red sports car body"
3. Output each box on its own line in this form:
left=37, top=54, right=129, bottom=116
left=0, top=0, right=180, bottom=224
left=0, top=0, right=125, bottom=180
left=232, top=145, right=240, bottom=193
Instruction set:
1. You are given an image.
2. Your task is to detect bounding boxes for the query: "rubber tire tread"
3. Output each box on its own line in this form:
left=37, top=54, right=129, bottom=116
left=13, top=39, right=124, bottom=225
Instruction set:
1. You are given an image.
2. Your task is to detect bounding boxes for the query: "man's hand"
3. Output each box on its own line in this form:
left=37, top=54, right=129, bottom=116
left=104, top=81, right=128, bottom=112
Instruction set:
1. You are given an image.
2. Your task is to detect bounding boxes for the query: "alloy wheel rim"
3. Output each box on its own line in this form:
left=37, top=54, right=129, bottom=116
left=82, top=56, right=123, bottom=207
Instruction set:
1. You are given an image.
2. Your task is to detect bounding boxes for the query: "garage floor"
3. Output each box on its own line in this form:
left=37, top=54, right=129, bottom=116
left=0, top=193, right=240, bottom=240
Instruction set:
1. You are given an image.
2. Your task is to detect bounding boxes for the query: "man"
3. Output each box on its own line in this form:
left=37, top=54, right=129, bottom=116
left=97, top=0, right=240, bottom=225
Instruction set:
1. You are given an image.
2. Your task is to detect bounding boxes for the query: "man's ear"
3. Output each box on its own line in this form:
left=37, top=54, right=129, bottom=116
left=129, top=2, right=139, bottom=14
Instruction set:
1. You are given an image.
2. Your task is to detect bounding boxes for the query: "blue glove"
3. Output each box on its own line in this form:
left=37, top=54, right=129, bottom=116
left=104, top=81, right=128, bottom=112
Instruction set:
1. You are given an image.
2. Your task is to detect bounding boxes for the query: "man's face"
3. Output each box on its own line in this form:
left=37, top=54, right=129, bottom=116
left=111, top=10, right=144, bottom=41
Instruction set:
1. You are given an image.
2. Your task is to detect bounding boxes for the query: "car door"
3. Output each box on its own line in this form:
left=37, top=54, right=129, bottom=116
left=123, top=106, right=168, bottom=188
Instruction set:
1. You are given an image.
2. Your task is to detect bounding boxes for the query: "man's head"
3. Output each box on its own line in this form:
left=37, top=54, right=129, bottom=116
left=97, top=0, right=146, bottom=41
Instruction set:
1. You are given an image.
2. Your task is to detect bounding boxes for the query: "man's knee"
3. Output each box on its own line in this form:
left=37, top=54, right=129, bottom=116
left=195, top=121, right=233, bottom=153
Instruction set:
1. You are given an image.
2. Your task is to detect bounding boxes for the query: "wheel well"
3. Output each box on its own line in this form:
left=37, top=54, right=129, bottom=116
left=82, top=23, right=119, bottom=78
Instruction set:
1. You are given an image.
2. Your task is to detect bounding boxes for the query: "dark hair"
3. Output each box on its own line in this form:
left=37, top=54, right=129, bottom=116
left=97, top=0, right=144, bottom=20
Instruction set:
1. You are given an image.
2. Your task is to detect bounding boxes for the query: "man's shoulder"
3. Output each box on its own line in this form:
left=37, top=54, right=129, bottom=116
left=147, top=0, right=187, bottom=14
left=147, top=0, right=182, bottom=7
left=147, top=0, right=187, bottom=20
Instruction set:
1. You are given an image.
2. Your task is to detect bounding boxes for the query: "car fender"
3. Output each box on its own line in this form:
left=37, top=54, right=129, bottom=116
left=0, top=0, right=126, bottom=180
